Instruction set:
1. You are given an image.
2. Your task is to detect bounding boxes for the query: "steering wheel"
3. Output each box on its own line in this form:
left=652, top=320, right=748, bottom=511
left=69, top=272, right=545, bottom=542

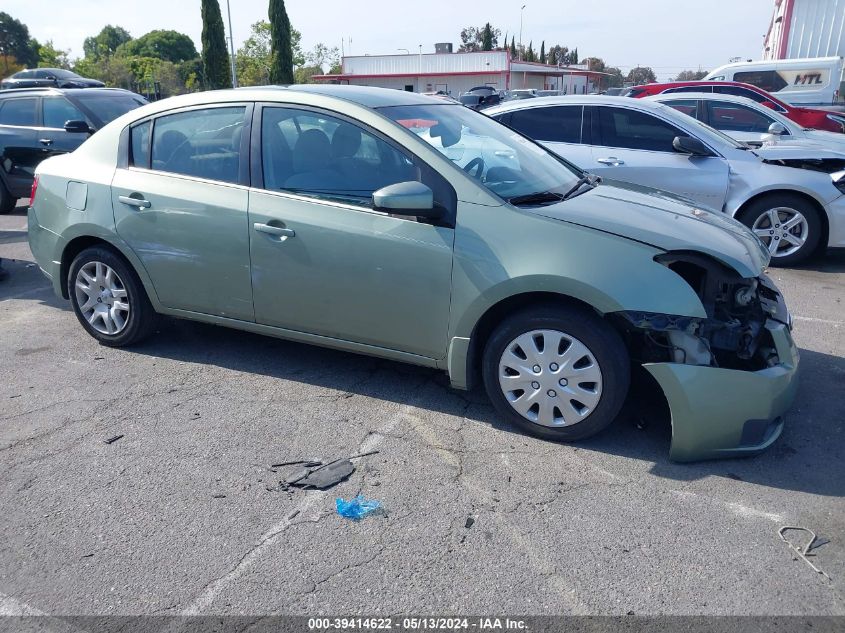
left=463, top=157, right=485, bottom=179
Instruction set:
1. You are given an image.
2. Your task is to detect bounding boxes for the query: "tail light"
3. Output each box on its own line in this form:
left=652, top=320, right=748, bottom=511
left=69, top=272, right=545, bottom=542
left=29, top=175, right=39, bottom=206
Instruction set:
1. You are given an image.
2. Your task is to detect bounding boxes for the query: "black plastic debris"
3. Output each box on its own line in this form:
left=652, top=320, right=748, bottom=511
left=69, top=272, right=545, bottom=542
left=465, top=517, right=475, bottom=529
left=103, top=435, right=124, bottom=445
left=271, top=450, right=379, bottom=491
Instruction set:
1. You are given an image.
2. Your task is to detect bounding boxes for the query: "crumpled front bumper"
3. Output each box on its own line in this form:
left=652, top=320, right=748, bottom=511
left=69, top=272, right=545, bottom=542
left=644, top=320, right=799, bottom=462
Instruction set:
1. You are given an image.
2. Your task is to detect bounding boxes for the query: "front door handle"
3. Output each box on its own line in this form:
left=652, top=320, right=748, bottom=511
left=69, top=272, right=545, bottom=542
left=597, top=157, right=624, bottom=166
left=254, top=223, right=295, bottom=239
left=118, top=195, right=152, bottom=209
left=39, top=138, right=53, bottom=146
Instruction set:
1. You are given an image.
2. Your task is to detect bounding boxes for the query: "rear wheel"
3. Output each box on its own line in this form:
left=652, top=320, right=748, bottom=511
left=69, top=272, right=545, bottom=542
left=482, top=304, right=630, bottom=442
left=0, top=180, right=17, bottom=214
left=68, top=246, right=157, bottom=347
left=739, top=194, right=822, bottom=266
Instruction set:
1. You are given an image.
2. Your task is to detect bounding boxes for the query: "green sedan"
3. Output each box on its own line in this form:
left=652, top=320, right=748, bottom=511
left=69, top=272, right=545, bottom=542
left=27, top=85, right=799, bottom=462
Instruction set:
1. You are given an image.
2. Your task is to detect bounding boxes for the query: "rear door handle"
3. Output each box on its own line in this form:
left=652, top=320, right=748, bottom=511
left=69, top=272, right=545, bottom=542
left=254, top=223, right=295, bottom=239
left=118, top=195, right=152, bottom=209
left=39, top=138, right=53, bottom=146
left=597, top=157, right=624, bottom=165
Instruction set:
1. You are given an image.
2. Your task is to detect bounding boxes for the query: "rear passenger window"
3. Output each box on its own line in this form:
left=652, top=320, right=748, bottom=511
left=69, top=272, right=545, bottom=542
left=661, top=99, right=699, bottom=119
left=130, top=121, right=151, bottom=168
left=507, top=106, right=583, bottom=143
left=150, top=106, right=245, bottom=183
left=597, top=107, right=683, bottom=152
left=0, top=98, right=38, bottom=126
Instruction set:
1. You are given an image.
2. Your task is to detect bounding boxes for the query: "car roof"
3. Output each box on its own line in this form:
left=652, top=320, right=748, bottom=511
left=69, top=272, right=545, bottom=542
left=645, top=92, right=764, bottom=107
left=245, top=84, right=440, bottom=108
left=486, top=94, right=678, bottom=114
left=0, top=87, right=138, bottom=99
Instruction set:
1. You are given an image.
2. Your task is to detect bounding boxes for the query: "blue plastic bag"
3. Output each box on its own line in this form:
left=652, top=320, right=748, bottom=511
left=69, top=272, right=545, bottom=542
left=336, top=495, right=381, bottom=520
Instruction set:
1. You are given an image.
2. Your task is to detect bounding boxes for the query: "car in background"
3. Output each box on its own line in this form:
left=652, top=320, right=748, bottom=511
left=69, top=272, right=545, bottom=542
left=0, top=87, right=147, bottom=213
left=604, top=87, right=624, bottom=96
left=462, top=86, right=501, bottom=109
left=537, top=90, right=561, bottom=97
left=421, top=91, right=459, bottom=103
left=623, top=81, right=845, bottom=133
left=506, top=89, right=538, bottom=100
left=648, top=92, right=845, bottom=151
left=28, top=84, right=798, bottom=462
left=486, top=95, right=845, bottom=265
left=1, top=68, right=105, bottom=90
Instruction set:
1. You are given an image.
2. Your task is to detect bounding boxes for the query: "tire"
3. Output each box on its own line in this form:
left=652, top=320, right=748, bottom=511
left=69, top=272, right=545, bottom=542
left=0, top=180, right=17, bottom=214
left=68, top=246, right=157, bottom=347
left=738, top=193, right=823, bottom=266
left=482, top=304, right=630, bottom=442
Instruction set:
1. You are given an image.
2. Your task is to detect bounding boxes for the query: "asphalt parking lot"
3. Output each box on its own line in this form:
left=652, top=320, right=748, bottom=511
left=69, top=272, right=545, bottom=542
left=1, top=200, right=843, bottom=617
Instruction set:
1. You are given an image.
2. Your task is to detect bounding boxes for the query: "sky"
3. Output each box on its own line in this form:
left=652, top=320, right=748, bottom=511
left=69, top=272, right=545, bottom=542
left=6, top=0, right=775, bottom=81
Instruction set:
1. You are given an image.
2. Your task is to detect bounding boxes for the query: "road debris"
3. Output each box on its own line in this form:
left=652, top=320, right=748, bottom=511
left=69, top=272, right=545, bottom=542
left=211, top=494, right=226, bottom=499
left=336, top=495, right=381, bottom=520
left=779, top=526, right=831, bottom=580
left=270, top=450, right=380, bottom=491
left=103, top=435, right=124, bottom=445
left=465, top=517, right=475, bottom=529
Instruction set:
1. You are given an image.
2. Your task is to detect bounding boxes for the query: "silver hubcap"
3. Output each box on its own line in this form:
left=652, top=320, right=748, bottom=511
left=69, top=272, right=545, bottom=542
left=752, top=207, right=808, bottom=258
left=74, top=262, right=130, bottom=335
left=498, top=329, right=603, bottom=428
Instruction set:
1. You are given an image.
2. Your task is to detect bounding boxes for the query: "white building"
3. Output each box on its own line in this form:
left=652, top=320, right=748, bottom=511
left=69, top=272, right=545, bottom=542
left=764, top=0, right=845, bottom=59
left=313, top=50, right=609, bottom=96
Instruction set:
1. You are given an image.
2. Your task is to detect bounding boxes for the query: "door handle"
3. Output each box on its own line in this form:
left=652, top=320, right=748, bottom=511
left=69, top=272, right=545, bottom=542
left=39, top=138, right=53, bottom=146
left=254, top=223, right=295, bottom=239
left=597, top=157, right=624, bottom=165
left=118, top=195, right=152, bottom=209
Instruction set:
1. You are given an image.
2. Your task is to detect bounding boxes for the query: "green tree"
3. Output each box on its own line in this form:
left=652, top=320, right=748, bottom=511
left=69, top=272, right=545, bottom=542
left=540, top=41, right=546, bottom=64
left=0, top=12, right=38, bottom=72
left=605, top=66, right=624, bottom=88
left=305, top=43, right=339, bottom=73
left=83, top=25, right=132, bottom=62
left=509, top=36, right=516, bottom=59
left=548, top=47, right=557, bottom=66
left=37, top=40, right=71, bottom=69
left=201, top=0, right=230, bottom=89
left=269, top=0, right=294, bottom=83
left=526, top=41, right=535, bottom=62
left=674, top=69, right=708, bottom=81
left=119, top=30, right=198, bottom=63
left=626, top=66, right=657, bottom=85
left=481, top=23, right=494, bottom=51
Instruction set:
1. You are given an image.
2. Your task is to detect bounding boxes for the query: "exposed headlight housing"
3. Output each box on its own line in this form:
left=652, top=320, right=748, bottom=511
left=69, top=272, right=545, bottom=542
left=827, top=113, right=845, bottom=133
left=833, top=169, right=845, bottom=195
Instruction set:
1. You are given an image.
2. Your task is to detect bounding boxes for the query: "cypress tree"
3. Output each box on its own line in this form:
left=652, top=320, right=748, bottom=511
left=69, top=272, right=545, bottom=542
left=269, top=0, right=294, bottom=84
left=481, top=23, right=493, bottom=51
left=540, top=41, right=546, bottom=64
left=509, top=36, right=516, bottom=59
left=201, top=0, right=231, bottom=89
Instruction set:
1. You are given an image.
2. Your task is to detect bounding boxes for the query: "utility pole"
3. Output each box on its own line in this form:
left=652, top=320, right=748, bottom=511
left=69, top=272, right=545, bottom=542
left=225, top=0, right=238, bottom=87
left=519, top=4, right=526, bottom=61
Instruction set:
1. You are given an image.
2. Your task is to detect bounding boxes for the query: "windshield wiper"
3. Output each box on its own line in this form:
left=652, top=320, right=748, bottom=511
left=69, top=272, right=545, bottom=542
left=562, top=173, right=601, bottom=200
left=508, top=191, right=566, bottom=206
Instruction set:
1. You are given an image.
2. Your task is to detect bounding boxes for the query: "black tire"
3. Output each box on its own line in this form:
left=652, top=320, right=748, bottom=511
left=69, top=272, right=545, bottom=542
left=482, top=304, right=630, bottom=442
left=67, top=246, right=157, bottom=347
left=0, top=180, right=17, bottom=214
left=738, top=193, right=823, bottom=266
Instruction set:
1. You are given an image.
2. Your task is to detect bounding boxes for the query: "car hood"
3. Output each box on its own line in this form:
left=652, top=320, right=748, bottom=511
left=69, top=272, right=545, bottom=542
left=752, top=143, right=845, bottom=161
left=531, top=179, right=769, bottom=278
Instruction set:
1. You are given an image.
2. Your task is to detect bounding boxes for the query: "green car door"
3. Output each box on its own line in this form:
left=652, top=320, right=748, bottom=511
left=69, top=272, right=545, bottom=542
left=111, top=104, right=255, bottom=321
left=247, top=105, right=455, bottom=359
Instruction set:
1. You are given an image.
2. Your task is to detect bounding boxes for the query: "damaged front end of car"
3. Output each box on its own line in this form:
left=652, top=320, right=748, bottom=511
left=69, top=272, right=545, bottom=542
left=613, top=251, right=800, bottom=462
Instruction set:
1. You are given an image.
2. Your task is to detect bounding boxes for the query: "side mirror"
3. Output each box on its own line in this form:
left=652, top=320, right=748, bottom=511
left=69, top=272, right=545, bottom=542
left=373, top=181, right=441, bottom=218
left=64, top=120, right=92, bottom=134
left=672, top=135, right=712, bottom=157
left=767, top=122, right=787, bottom=136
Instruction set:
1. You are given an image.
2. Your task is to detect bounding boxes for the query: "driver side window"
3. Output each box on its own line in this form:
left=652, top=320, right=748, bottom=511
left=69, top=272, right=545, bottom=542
left=260, top=106, right=454, bottom=214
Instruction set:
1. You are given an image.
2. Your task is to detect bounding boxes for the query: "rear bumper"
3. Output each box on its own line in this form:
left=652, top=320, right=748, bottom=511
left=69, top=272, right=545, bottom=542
left=27, top=205, right=64, bottom=297
left=644, top=320, right=799, bottom=462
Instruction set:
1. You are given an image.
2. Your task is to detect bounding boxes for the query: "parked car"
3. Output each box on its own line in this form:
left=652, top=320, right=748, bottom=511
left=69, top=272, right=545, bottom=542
left=1, top=68, right=105, bottom=90
left=704, top=56, right=845, bottom=107
left=648, top=92, right=845, bottom=151
left=0, top=87, right=147, bottom=213
left=537, top=90, right=561, bottom=97
left=486, top=95, right=845, bottom=264
left=464, top=86, right=501, bottom=108
left=623, top=81, right=845, bottom=133
left=28, top=85, right=798, bottom=462
left=507, top=89, right=538, bottom=100
left=604, top=87, right=624, bottom=96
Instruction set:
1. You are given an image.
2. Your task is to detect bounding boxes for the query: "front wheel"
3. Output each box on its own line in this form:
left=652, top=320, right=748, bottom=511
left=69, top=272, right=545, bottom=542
left=739, top=194, right=823, bottom=266
left=482, top=305, right=630, bottom=442
left=68, top=246, right=157, bottom=347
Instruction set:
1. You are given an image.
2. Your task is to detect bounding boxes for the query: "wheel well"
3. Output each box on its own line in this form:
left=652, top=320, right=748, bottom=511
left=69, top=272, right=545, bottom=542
left=737, top=190, right=829, bottom=255
left=465, top=292, right=601, bottom=390
left=59, top=236, right=122, bottom=299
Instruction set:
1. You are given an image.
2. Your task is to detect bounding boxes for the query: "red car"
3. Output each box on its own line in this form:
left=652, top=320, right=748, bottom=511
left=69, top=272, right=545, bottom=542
left=623, top=81, right=845, bottom=134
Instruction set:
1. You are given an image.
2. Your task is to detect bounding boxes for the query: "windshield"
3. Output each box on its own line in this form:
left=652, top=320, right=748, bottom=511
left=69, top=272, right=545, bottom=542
left=378, top=103, right=581, bottom=202
left=71, top=92, right=147, bottom=126
left=52, top=69, right=79, bottom=79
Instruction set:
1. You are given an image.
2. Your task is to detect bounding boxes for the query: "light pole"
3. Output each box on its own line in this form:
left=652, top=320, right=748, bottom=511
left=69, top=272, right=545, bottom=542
left=397, top=48, right=410, bottom=55
left=225, top=0, right=238, bottom=88
left=519, top=4, right=526, bottom=61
